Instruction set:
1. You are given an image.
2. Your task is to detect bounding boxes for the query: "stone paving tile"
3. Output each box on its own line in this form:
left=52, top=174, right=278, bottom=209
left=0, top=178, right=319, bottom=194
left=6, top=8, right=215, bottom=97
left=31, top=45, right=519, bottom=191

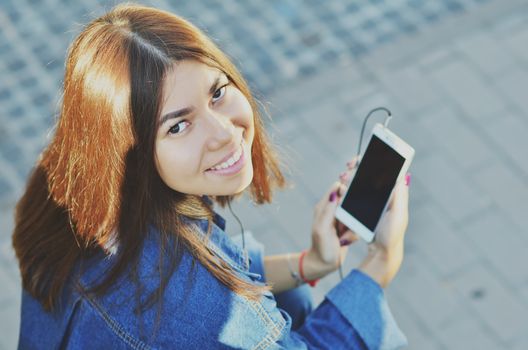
left=455, top=29, right=517, bottom=78
left=0, top=298, right=20, bottom=350
left=388, top=290, right=444, bottom=350
left=512, top=337, right=528, bottom=350
left=429, top=59, right=508, bottom=120
left=0, top=209, right=16, bottom=273
left=387, top=106, right=436, bottom=159
left=404, top=172, right=430, bottom=206
left=494, top=67, right=528, bottom=116
left=418, top=105, right=495, bottom=171
left=377, top=64, right=445, bottom=115
left=499, top=20, right=528, bottom=64
left=413, top=152, right=493, bottom=223
left=489, top=5, right=528, bottom=37
left=286, top=123, right=346, bottom=199
left=297, top=99, right=364, bottom=163
left=438, top=308, right=503, bottom=349
left=460, top=209, right=528, bottom=288
left=341, top=89, right=400, bottom=127
left=2, top=0, right=528, bottom=349
left=257, top=185, right=315, bottom=251
left=417, top=47, right=458, bottom=72
left=405, top=201, right=480, bottom=278
left=267, top=60, right=368, bottom=116
left=390, top=250, right=464, bottom=331
left=479, top=110, right=528, bottom=176
left=473, top=160, right=528, bottom=233
left=450, top=262, right=528, bottom=344
left=0, top=265, right=18, bottom=306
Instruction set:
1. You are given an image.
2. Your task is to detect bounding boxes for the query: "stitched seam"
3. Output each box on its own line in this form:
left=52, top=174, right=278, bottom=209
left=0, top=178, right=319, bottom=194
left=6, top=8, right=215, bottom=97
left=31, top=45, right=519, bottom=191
left=256, top=318, right=286, bottom=350
left=75, top=282, right=151, bottom=350
left=248, top=300, right=286, bottom=350
left=254, top=323, right=285, bottom=350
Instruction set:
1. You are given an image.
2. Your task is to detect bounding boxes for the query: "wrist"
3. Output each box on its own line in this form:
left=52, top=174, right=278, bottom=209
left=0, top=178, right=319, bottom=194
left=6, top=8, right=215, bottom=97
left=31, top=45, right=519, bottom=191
left=304, top=248, right=338, bottom=280
left=358, top=242, right=404, bottom=288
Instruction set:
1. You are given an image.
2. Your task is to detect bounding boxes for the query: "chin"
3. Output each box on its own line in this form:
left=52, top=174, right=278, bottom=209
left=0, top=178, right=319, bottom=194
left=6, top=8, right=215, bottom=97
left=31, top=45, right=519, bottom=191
left=230, top=168, right=254, bottom=195
left=218, top=166, right=254, bottom=196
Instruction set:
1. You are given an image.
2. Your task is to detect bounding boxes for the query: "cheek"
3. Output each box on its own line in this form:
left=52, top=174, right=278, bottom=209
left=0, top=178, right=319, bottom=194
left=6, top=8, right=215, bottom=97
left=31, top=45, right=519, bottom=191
left=155, top=142, right=195, bottom=188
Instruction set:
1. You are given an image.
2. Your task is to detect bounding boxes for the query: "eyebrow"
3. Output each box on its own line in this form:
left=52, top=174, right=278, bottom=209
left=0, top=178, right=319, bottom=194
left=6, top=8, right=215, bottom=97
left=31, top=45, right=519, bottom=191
left=159, top=107, right=194, bottom=126
left=159, top=73, right=224, bottom=126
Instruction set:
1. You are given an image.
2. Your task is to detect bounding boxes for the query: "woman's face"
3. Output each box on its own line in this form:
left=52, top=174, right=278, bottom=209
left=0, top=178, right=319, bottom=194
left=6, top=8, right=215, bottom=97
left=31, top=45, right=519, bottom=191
left=155, top=60, right=255, bottom=196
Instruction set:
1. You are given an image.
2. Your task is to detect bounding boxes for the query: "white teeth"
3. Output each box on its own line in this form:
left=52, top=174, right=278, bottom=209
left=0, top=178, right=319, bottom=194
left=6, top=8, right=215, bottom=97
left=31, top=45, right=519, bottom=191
left=210, top=146, right=242, bottom=170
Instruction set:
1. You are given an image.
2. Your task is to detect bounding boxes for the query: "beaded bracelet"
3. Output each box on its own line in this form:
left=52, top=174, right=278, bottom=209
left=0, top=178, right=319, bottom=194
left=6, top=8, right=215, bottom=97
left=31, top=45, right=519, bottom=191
left=299, top=250, right=320, bottom=287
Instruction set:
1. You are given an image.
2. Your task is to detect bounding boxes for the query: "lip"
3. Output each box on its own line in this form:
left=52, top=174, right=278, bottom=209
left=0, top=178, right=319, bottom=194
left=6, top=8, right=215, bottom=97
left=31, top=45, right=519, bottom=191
left=205, top=145, right=245, bottom=176
left=209, top=143, right=241, bottom=170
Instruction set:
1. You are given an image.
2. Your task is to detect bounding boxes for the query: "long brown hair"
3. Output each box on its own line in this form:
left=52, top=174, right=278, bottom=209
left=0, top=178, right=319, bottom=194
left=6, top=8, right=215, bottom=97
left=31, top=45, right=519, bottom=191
left=12, top=3, right=285, bottom=312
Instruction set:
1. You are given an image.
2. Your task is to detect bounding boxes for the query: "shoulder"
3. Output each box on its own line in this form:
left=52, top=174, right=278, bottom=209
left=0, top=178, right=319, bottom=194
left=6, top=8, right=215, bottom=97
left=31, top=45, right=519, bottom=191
left=19, top=279, right=141, bottom=349
left=72, top=222, right=288, bottom=348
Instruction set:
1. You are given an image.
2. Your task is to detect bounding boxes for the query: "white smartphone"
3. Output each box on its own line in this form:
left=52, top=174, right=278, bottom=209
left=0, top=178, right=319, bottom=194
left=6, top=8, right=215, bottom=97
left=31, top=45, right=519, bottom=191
left=335, top=123, right=415, bottom=243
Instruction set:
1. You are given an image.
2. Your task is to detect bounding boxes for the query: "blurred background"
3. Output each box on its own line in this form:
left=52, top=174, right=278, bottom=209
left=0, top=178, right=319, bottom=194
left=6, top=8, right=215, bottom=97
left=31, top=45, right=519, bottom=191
left=1, top=0, right=527, bottom=349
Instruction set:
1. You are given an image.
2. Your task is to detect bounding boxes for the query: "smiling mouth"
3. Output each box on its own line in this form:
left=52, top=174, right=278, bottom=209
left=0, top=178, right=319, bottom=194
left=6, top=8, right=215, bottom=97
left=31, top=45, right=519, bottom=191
left=207, top=143, right=244, bottom=171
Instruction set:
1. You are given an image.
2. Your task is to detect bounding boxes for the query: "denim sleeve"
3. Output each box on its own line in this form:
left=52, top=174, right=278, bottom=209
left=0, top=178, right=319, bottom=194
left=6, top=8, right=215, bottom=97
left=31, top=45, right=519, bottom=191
left=299, top=270, right=407, bottom=349
left=279, top=269, right=407, bottom=349
left=232, top=233, right=407, bottom=349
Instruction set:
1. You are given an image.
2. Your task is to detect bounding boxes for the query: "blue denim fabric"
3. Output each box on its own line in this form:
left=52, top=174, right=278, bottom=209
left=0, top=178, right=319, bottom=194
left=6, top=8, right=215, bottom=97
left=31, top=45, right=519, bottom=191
left=18, top=212, right=407, bottom=349
left=231, top=232, right=313, bottom=331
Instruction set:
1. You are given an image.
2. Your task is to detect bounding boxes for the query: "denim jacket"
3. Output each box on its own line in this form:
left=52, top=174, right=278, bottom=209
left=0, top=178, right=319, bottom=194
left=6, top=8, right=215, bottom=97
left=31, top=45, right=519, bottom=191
left=18, top=212, right=407, bottom=349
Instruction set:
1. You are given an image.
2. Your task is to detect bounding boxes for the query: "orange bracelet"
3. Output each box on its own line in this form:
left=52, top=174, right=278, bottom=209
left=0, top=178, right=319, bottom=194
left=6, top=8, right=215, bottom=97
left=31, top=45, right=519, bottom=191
left=299, top=250, right=320, bottom=287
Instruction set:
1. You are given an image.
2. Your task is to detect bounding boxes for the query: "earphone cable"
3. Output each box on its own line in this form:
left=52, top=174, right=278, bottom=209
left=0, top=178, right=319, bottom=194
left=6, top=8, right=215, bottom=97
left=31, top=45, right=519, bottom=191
left=225, top=107, right=393, bottom=282
left=227, top=199, right=248, bottom=266
left=339, top=106, right=392, bottom=281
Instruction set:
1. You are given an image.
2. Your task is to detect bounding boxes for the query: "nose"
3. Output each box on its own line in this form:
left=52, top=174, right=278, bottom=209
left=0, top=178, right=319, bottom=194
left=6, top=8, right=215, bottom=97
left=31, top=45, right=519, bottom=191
left=203, top=110, right=236, bottom=151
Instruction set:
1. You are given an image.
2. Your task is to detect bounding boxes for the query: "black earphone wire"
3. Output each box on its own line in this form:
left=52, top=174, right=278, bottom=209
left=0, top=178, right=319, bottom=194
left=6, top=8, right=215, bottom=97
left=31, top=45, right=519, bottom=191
left=226, top=106, right=393, bottom=282
left=338, top=106, right=392, bottom=281
left=227, top=199, right=248, bottom=266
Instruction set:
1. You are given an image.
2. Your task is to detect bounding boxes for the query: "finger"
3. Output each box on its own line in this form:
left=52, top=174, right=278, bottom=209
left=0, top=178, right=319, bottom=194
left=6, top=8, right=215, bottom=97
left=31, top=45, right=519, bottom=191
left=335, top=221, right=348, bottom=236
left=339, top=171, right=348, bottom=185
left=346, top=156, right=360, bottom=170
left=316, top=180, right=339, bottom=208
left=317, top=181, right=342, bottom=221
left=340, top=156, right=360, bottom=184
left=387, top=177, right=409, bottom=212
left=339, top=231, right=359, bottom=246
left=336, top=182, right=347, bottom=198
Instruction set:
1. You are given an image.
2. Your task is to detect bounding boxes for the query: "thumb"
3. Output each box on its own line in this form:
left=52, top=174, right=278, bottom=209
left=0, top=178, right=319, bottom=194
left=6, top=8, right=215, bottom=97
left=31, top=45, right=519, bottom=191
left=387, top=179, right=409, bottom=213
left=339, top=231, right=358, bottom=245
left=319, top=181, right=344, bottom=226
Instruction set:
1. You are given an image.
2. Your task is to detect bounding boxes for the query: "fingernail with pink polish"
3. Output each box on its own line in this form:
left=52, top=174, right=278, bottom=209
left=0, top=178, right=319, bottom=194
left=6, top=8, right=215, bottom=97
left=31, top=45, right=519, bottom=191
left=329, top=191, right=337, bottom=202
left=405, top=173, right=411, bottom=186
left=339, top=239, right=351, bottom=246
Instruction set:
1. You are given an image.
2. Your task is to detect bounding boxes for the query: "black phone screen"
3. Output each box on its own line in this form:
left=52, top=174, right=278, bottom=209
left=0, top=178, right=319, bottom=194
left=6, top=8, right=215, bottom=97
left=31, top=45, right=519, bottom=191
left=341, top=134, right=405, bottom=231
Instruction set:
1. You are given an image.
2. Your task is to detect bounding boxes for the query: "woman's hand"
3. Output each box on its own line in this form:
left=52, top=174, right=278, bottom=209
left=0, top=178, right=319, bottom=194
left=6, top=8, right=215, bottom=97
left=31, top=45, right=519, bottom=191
left=307, top=157, right=360, bottom=277
left=358, top=174, right=410, bottom=288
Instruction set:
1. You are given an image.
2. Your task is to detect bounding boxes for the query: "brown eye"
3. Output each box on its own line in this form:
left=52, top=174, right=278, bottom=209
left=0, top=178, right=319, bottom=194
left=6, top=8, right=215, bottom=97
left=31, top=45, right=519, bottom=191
left=168, top=120, right=190, bottom=135
left=212, top=85, right=227, bottom=103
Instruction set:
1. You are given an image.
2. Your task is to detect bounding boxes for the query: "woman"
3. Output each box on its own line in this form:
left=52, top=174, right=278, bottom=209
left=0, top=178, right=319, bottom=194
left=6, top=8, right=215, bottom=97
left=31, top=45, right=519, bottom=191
left=13, top=4, right=409, bottom=349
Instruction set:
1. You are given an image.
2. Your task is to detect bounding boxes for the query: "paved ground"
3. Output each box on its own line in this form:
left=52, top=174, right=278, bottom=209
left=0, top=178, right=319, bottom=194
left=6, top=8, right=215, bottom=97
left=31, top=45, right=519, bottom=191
left=1, top=0, right=528, bottom=349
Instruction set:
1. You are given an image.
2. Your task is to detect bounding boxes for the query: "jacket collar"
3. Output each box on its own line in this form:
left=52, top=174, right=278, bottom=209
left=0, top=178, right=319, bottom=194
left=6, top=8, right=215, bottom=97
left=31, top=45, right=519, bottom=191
left=194, top=197, right=249, bottom=271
